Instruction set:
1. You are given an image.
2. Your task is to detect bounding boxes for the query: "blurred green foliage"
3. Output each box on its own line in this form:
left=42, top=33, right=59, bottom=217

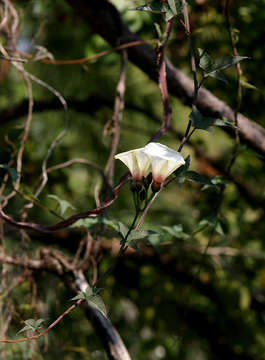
left=0, top=1, right=265, bottom=359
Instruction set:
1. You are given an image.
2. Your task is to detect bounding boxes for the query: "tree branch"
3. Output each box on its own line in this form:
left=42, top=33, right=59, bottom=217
left=67, top=0, right=265, bottom=156
left=0, top=250, right=132, bottom=360
left=0, top=172, right=130, bottom=233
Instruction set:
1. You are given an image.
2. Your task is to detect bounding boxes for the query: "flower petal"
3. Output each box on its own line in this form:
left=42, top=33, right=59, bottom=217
left=115, top=148, right=150, bottom=180
left=144, top=142, right=185, bottom=183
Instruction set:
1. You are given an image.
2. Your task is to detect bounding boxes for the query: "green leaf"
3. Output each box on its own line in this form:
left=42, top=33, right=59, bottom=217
left=24, top=319, right=36, bottom=329
left=189, top=106, right=213, bottom=132
left=127, top=239, right=139, bottom=250
left=240, top=79, right=258, bottom=90
left=0, top=164, right=18, bottom=183
left=126, top=229, right=150, bottom=242
left=162, top=224, right=189, bottom=239
left=154, top=23, right=166, bottom=44
left=167, top=0, right=177, bottom=15
left=71, top=287, right=107, bottom=317
left=89, top=295, right=107, bottom=318
left=133, top=0, right=176, bottom=20
left=198, top=48, right=213, bottom=74
left=208, top=70, right=228, bottom=84
left=165, top=8, right=175, bottom=21
left=202, top=176, right=228, bottom=191
left=215, top=221, right=224, bottom=236
left=17, top=325, right=33, bottom=335
left=185, top=171, right=215, bottom=186
left=197, top=217, right=224, bottom=236
left=71, top=218, right=98, bottom=229
left=198, top=48, right=248, bottom=83
left=85, top=286, right=94, bottom=298
left=134, top=1, right=168, bottom=14
left=103, top=219, right=120, bottom=232
left=17, top=318, right=45, bottom=334
left=212, top=55, right=249, bottom=73
left=189, top=106, right=235, bottom=132
left=92, top=287, right=104, bottom=295
left=71, top=292, right=86, bottom=301
left=118, top=222, right=129, bottom=239
left=71, top=286, right=95, bottom=301
left=174, top=155, right=190, bottom=177
left=174, top=155, right=190, bottom=187
left=147, top=233, right=161, bottom=253
left=211, top=117, right=236, bottom=128
left=189, top=106, right=211, bottom=132
left=48, top=194, right=75, bottom=216
left=126, top=230, right=158, bottom=250
left=35, top=319, right=45, bottom=327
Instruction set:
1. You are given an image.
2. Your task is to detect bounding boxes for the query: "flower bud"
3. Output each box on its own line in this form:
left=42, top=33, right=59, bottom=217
left=130, top=180, right=142, bottom=193
left=143, top=172, right=153, bottom=190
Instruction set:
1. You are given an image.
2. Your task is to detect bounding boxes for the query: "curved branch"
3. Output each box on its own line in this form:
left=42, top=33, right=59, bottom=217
left=67, top=0, right=265, bottom=156
left=0, top=172, right=130, bottom=233
left=1, top=96, right=263, bottom=209
left=0, top=251, right=131, bottom=360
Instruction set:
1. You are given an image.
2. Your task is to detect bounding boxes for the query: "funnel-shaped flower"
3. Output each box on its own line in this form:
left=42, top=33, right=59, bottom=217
left=144, top=142, right=185, bottom=185
left=115, top=147, right=150, bottom=181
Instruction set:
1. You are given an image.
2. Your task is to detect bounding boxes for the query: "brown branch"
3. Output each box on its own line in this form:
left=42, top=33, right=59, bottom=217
left=105, top=50, right=128, bottom=185
left=0, top=299, right=83, bottom=343
left=19, top=39, right=158, bottom=65
left=149, top=19, right=173, bottom=142
left=0, top=172, right=130, bottom=233
left=67, top=0, right=265, bottom=156
left=1, top=96, right=263, bottom=209
left=0, top=51, right=34, bottom=208
left=67, top=270, right=132, bottom=360
left=0, top=250, right=132, bottom=360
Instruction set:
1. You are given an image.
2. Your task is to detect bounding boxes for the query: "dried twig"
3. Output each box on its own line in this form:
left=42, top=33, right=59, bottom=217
left=178, top=0, right=198, bottom=152
left=105, top=50, right=128, bottom=185
left=20, top=39, right=158, bottom=65
left=0, top=47, right=34, bottom=208
left=150, top=19, right=173, bottom=142
left=224, top=0, right=242, bottom=173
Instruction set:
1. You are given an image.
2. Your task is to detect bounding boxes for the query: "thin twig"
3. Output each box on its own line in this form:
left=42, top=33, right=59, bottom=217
left=0, top=47, right=34, bottom=207
left=224, top=0, right=241, bottom=173
left=0, top=55, right=27, bottom=62
left=0, top=173, right=131, bottom=233
left=22, top=71, right=69, bottom=199
left=178, top=0, right=198, bottom=152
left=92, top=209, right=139, bottom=288
left=19, top=39, right=158, bottom=65
left=0, top=299, right=83, bottom=343
left=135, top=190, right=160, bottom=230
left=47, top=158, right=111, bottom=188
left=105, top=50, right=128, bottom=185
left=149, top=19, right=173, bottom=142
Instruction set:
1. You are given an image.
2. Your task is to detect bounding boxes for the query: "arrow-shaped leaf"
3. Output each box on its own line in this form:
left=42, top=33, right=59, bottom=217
left=48, top=194, right=75, bottom=216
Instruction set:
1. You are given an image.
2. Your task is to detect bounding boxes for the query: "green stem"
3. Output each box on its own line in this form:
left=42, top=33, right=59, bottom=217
left=93, top=210, right=140, bottom=287
left=123, top=210, right=140, bottom=243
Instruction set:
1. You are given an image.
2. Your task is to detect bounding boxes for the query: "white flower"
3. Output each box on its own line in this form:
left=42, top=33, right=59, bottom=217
left=143, top=142, right=185, bottom=185
left=115, top=142, right=185, bottom=187
left=114, top=147, right=150, bottom=181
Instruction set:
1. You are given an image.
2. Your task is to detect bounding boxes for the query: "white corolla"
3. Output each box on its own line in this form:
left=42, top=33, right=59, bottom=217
left=143, top=142, right=185, bottom=185
left=114, top=147, right=150, bottom=181
left=115, top=142, right=185, bottom=186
